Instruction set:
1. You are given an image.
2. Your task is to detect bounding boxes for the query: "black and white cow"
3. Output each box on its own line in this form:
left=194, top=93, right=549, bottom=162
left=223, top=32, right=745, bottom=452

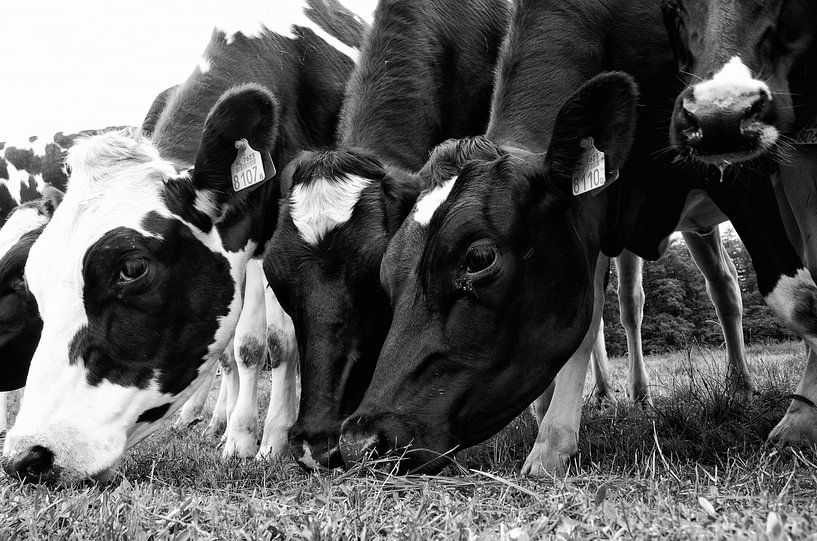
left=337, top=0, right=816, bottom=476
left=663, top=0, right=817, bottom=443
left=2, top=0, right=369, bottom=483
left=267, top=0, right=510, bottom=469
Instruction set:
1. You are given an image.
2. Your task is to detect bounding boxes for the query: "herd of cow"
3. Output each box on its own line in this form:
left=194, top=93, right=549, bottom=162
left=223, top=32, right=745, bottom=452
left=0, top=0, right=816, bottom=485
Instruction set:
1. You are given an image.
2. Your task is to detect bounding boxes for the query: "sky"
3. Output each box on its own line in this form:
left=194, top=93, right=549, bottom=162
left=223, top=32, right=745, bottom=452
left=0, top=0, right=376, bottom=144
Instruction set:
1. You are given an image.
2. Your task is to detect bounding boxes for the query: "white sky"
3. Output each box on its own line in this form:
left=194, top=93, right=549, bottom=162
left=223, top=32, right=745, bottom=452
left=0, top=0, right=376, bottom=144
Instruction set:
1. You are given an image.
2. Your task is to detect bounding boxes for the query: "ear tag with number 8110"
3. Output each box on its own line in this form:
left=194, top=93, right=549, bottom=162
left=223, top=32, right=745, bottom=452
left=231, top=139, right=276, bottom=192
left=571, top=137, right=606, bottom=196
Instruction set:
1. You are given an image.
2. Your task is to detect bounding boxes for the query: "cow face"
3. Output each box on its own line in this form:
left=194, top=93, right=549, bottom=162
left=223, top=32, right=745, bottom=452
left=338, top=73, right=639, bottom=473
left=0, top=189, right=61, bottom=392
left=267, top=149, right=421, bottom=469
left=2, top=85, right=279, bottom=483
left=665, top=0, right=817, bottom=164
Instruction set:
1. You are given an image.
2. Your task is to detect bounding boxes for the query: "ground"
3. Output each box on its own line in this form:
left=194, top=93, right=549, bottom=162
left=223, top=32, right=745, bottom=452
left=1, top=341, right=816, bottom=539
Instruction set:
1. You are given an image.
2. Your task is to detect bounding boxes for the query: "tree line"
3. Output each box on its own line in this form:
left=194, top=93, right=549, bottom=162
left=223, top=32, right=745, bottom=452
left=602, top=228, right=797, bottom=356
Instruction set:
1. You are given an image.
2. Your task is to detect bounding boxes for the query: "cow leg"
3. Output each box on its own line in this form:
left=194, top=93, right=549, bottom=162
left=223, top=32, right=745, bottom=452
left=223, top=261, right=267, bottom=459
left=682, top=228, right=753, bottom=396
left=175, top=370, right=215, bottom=428
left=522, top=255, right=608, bottom=476
left=203, top=345, right=237, bottom=441
left=616, top=250, right=651, bottom=404
left=257, top=284, right=300, bottom=460
left=530, top=383, right=555, bottom=425
left=590, top=319, right=613, bottom=401
left=709, top=167, right=817, bottom=446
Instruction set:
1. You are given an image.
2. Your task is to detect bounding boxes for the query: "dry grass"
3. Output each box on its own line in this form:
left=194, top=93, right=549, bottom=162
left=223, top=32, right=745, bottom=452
left=2, top=341, right=816, bottom=539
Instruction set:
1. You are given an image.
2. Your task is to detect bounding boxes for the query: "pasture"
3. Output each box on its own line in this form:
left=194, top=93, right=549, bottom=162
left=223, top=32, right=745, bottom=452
left=1, top=341, right=814, bottom=539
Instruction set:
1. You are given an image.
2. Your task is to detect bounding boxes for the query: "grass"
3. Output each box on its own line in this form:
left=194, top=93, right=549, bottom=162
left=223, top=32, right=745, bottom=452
left=2, top=340, right=816, bottom=539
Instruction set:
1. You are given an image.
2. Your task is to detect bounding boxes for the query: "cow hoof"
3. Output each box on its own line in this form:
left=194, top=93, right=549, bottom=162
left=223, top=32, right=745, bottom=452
left=768, top=401, right=817, bottom=445
left=628, top=382, right=652, bottom=407
left=202, top=420, right=226, bottom=441
left=726, top=373, right=756, bottom=402
left=256, top=432, right=288, bottom=461
left=520, top=426, right=577, bottom=477
left=222, top=432, right=260, bottom=459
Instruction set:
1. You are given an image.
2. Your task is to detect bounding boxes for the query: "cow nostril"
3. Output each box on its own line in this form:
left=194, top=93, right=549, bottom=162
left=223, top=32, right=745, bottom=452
left=748, top=91, right=768, bottom=119
left=5, top=445, right=55, bottom=482
left=682, top=106, right=699, bottom=129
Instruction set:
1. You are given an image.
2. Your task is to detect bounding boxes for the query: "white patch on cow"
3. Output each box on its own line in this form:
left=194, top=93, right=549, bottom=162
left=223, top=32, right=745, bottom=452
left=197, top=56, right=212, bottom=74
left=692, top=56, right=772, bottom=106
left=4, top=132, right=251, bottom=482
left=413, top=177, right=457, bottom=226
left=0, top=207, right=48, bottom=258
left=764, top=268, right=817, bottom=325
left=290, top=175, right=372, bottom=245
left=213, top=0, right=360, bottom=62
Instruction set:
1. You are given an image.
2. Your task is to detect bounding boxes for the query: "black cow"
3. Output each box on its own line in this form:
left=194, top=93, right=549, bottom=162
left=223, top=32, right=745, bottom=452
left=338, top=0, right=816, bottom=476
left=266, top=0, right=510, bottom=469
left=3, top=0, right=368, bottom=484
left=663, top=0, right=817, bottom=444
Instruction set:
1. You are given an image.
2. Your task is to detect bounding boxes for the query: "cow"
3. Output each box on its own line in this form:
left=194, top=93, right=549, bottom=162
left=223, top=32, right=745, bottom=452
left=266, top=0, right=510, bottom=469
left=662, top=0, right=817, bottom=443
left=337, top=0, right=816, bottom=477
left=2, top=0, right=369, bottom=483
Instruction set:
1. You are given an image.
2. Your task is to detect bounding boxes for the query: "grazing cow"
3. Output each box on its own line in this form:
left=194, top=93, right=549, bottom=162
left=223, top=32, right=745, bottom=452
left=267, top=0, right=510, bottom=469
left=3, top=0, right=369, bottom=483
left=338, top=0, right=816, bottom=476
left=663, top=0, right=817, bottom=443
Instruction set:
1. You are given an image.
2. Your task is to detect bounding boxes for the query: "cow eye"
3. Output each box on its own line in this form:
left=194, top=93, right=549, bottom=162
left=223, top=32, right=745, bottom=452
left=119, top=258, right=149, bottom=283
left=465, top=243, right=498, bottom=275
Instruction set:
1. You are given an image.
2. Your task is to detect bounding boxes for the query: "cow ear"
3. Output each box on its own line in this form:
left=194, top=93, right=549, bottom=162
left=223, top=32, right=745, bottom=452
left=191, top=84, right=280, bottom=220
left=542, top=72, right=638, bottom=202
left=39, top=187, right=64, bottom=217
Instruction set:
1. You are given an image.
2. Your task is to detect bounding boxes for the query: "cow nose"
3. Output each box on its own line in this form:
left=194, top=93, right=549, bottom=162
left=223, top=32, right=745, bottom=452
left=680, top=88, right=770, bottom=148
left=339, top=415, right=386, bottom=467
left=288, top=431, right=343, bottom=470
left=4, top=445, right=55, bottom=482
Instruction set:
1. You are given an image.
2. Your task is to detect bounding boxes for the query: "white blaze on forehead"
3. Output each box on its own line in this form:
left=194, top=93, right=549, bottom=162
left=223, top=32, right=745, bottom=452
left=692, top=56, right=772, bottom=105
left=213, top=0, right=362, bottom=62
left=0, top=207, right=47, bottom=258
left=413, top=177, right=457, bottom=226
left=290, top=174, right=372, bottom=245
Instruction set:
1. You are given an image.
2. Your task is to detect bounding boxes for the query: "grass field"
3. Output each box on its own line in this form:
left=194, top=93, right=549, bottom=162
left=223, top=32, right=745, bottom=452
left=2, top=341, right=816, bottom=539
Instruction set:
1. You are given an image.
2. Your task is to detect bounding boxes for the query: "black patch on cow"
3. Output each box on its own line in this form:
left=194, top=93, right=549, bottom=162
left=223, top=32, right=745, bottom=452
left=74, top=214, right=234, bottom=394
left=237, top=338, right=265, bottom=368
left=290, top=149, right=387, bottom=189
left=0, top=227, right=44, bottom=391
left=136, top=403, right=171, bottom=423
left=0, top=184, right=14, bottom=226
left=161, top=175, right=213, bottom=233
left=0, top=157, right=8, bottom=179
left=19, top=176, right=41, bottom=203
left=41, top=143, right=68, bottom=192
left=266, top=331, right=285, bottom=369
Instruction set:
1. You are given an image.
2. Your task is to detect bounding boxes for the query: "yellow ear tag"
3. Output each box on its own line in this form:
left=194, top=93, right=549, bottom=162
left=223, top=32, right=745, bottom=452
left=572, top=137, right=606, bottom=196
left=231, top=139, right=272, bottom=192
left=794, top=116, right=817, bottom=145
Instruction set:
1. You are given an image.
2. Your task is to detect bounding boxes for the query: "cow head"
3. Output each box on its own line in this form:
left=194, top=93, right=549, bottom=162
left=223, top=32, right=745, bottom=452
left=267, top=149, right=422, bottom=469
left=338, top=73, right=639, bottom=472
left=665, top=0, right=817, bottom=164
left=2, top=85, right=280, bottom=483
left=0, top=188, right=62, bottom=392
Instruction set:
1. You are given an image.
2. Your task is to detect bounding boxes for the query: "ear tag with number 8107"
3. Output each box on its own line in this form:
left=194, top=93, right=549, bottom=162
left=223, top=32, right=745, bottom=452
left=231, top=139, right=276, bottom=192
left=572, top=137, right=606, bottom=196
